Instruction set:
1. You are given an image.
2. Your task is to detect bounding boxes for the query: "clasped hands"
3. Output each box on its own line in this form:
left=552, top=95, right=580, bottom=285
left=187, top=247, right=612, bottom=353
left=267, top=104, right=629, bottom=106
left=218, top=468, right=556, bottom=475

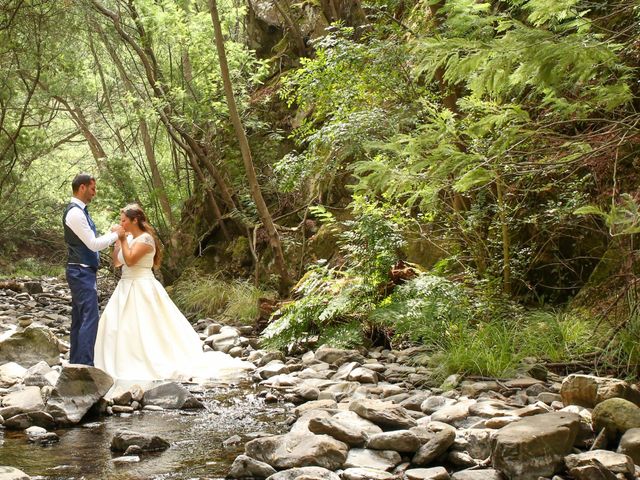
left=110, top=225, right=126, bottom=240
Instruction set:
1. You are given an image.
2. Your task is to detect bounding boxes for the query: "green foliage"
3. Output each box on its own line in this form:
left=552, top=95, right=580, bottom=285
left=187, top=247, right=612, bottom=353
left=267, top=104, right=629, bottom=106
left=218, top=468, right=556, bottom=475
left=262, top=199, right=404, bottom=349
left=340, top=197, right=406, bottom=282
left=172, top=272, right=274, bottom=323
left=371, top=274, right=473, bottom=349
left=4, top=258, right=65, bottom=279
left=575, top=194, right=640, bottom=236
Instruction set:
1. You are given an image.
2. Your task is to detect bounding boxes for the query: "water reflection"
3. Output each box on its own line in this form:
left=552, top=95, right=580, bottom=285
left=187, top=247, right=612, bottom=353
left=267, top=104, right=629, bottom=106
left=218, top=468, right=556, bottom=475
left=0, top=384, right=287, bottom=479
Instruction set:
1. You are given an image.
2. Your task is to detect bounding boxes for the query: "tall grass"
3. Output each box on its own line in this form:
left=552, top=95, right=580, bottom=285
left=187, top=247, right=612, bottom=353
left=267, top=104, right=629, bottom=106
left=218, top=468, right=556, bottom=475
left=171, top=273, right=275, bottom=324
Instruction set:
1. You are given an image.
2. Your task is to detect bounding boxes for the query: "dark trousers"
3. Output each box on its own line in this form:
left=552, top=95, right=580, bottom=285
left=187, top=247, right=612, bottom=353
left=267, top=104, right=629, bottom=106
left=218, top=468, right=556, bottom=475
left=66, top=265, right=99, bottom=365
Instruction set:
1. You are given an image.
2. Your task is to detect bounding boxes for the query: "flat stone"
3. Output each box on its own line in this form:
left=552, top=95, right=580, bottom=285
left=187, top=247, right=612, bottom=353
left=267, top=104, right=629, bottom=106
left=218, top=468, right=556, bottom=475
left=405, top=467, right=450, bottom=480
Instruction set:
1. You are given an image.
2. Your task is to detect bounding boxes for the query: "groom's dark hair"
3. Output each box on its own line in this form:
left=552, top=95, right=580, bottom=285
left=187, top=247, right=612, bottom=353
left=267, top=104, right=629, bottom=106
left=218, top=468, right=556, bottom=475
left=72, top=173, right=95, bottom=193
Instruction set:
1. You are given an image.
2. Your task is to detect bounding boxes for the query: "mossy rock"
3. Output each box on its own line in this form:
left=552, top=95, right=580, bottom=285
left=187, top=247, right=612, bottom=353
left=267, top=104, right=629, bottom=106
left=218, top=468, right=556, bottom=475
left=227, top=236, right=252, bottom=267
left=592, top=398, right=640, bottom=439
left=308, top=224, right=340, bottom=261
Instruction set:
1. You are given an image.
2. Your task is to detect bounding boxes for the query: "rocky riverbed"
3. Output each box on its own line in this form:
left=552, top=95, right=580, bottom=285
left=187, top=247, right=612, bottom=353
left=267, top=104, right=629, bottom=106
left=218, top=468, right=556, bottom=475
left=1, top=275, right=640, bottom=480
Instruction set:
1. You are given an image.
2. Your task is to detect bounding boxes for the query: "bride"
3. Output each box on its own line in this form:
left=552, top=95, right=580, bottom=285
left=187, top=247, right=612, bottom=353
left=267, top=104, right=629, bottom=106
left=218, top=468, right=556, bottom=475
left=94, top=204, right=253, bottom=382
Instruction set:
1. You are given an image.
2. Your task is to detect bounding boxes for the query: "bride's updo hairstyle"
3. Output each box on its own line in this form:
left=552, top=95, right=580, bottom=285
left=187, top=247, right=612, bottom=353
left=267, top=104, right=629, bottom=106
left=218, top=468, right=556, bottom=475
left=121, top=204, right=163, bottom=269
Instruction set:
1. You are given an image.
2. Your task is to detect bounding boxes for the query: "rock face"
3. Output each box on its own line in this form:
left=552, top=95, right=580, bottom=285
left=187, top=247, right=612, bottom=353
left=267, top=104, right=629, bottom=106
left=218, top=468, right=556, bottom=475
left=45, top=365, right=114, bottom=425
left=560, top=374, right=640, bottom=408
left=0, top=325, right=60, bottom=367
left=491, top=412, right=581, bottom=480
left=245, top=433, right=349, bottom=470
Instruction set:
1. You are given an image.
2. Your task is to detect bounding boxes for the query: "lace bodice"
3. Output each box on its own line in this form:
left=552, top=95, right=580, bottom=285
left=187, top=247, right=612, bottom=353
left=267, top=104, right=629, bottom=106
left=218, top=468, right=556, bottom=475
left=118, top=233, right=155, bottom=270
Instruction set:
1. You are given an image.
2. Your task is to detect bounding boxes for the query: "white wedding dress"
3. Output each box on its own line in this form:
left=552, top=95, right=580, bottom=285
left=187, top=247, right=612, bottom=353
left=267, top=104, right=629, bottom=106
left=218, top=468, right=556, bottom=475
left=94, top=233, right=253, bottom=382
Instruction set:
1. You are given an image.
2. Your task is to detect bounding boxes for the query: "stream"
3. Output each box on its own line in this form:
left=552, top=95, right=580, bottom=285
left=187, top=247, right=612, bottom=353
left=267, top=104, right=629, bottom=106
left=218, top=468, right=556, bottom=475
left=0, top=381, right=288, bottom=479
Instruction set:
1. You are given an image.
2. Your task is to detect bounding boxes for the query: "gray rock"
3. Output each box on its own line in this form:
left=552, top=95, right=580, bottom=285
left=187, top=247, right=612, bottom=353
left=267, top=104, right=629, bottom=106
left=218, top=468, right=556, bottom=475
left=293, top=399, right=337, bottom=417
left=308, top=416, right=367, bottom=447
left=421, top=396, right=457, bottom=414
left=366, top=430, right=421, bottom=452
left=255, top=351, right=286, bottom=367
left=142, top=382, right=194, bottom=409
left=491, top=412, right=581, bottom=480
left=451, top=469, right=504, bottom=480
left=256, top=361, right=290, bottom=380
left=349, top=398, right=417, bottom=429
left=412, top=423, right=457, bottom=466
left=0, top=467, right=31, bottom=480
left=617, top=427, right=640, bottom=465
left=228, top=454, right=277, bottom=478
left=341, top=467, right=395, bottom=480
left=315, top=346, right=365, bottom=365
left=431, top=399, right=476, bottom=427
left=45, top=365, right=113, bottom=425
left=468, top=401, right=517, bottom=418
left=401, top=392, right=432, bottom=411
left=2, top=386, right=44, bottom=413
left=265, top=466, right=341, bottom=480
left=564, top=450, right=635, bottom=479
left=3, top=411, right=55, bottom=430
left=447, top=451, right=478, bottom=468
left=245, top=433, right=348, bottom=470
left=348, top=367, right=378, bottom=384
left=0, top=325, right=60, bottom=367
left=344, top=448, right=402, bottom=471
left=405, top=467, right=450, bottom=480
left=110, top=429, right=170, bottom=452
left=331, top=362, right=359, bottom=381
left=23, top=361, right=57, bottom=387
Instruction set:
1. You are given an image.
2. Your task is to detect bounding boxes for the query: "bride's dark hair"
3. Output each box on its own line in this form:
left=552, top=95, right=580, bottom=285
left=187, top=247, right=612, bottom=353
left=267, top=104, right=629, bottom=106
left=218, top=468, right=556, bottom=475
left=121, top=204, right=163, bottom=269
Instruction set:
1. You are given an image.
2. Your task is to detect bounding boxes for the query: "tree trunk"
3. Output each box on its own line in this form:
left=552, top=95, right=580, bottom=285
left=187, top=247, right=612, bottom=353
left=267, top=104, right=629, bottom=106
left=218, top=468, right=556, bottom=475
left=495, top=172, right=511, bottom=295
left=208, top=0, right=291, bottom=290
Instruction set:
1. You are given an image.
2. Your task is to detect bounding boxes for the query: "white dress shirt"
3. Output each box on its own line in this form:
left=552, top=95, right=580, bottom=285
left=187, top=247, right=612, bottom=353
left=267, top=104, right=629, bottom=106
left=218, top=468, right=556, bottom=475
left=65, top=197, right=118, bottom=252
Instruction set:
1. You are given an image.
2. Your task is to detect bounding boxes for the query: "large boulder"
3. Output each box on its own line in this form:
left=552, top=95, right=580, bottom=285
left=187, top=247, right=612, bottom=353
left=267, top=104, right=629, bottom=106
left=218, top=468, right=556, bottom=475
left=560, top=374, right=640, bottom=408
left=591, top=397, right=640, bottom=439
left=245, top=433, right=348, bottom=470
left=0, top=326, right=60, bottom=367
left=491, top=412, right=581, bottom=480
left=45, top=365, right=113, bottom=425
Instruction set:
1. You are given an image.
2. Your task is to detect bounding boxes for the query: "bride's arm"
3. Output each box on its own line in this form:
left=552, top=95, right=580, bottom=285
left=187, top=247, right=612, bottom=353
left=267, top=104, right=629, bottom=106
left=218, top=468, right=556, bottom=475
left=118, top=234, right=154, bottom=267
left=112, top=240, right=123, bottom=268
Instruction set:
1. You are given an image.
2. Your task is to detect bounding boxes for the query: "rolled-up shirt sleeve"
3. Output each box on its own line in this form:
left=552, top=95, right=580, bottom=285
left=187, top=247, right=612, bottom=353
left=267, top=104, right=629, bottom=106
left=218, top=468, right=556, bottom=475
left=65, top=207, right=118, bottom=252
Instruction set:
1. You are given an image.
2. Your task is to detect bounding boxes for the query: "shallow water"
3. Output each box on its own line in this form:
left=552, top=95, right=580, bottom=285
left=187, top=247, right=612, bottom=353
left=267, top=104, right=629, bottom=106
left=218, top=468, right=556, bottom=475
left=0, top=382, right=288, bottom=479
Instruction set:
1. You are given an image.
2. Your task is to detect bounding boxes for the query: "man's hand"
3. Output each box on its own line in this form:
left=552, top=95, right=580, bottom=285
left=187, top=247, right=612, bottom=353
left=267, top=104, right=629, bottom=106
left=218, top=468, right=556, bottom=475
left=111, top=225, right=125, bottom=239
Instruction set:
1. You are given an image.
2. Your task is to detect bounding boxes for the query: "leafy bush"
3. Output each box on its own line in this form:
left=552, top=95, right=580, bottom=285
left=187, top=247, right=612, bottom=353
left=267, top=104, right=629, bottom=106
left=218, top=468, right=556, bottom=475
left=371, top=274, right=473, bottom=349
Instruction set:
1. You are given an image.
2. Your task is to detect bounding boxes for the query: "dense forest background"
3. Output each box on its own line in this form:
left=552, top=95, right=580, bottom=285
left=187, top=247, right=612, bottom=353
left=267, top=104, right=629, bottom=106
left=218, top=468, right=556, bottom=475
left=1, top=0, right=639, bottom=380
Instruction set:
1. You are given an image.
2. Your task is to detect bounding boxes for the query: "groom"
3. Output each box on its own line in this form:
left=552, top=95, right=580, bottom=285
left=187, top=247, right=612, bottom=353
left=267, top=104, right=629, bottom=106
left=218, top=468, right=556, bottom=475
left=63, top=173, right=122, bottom=365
